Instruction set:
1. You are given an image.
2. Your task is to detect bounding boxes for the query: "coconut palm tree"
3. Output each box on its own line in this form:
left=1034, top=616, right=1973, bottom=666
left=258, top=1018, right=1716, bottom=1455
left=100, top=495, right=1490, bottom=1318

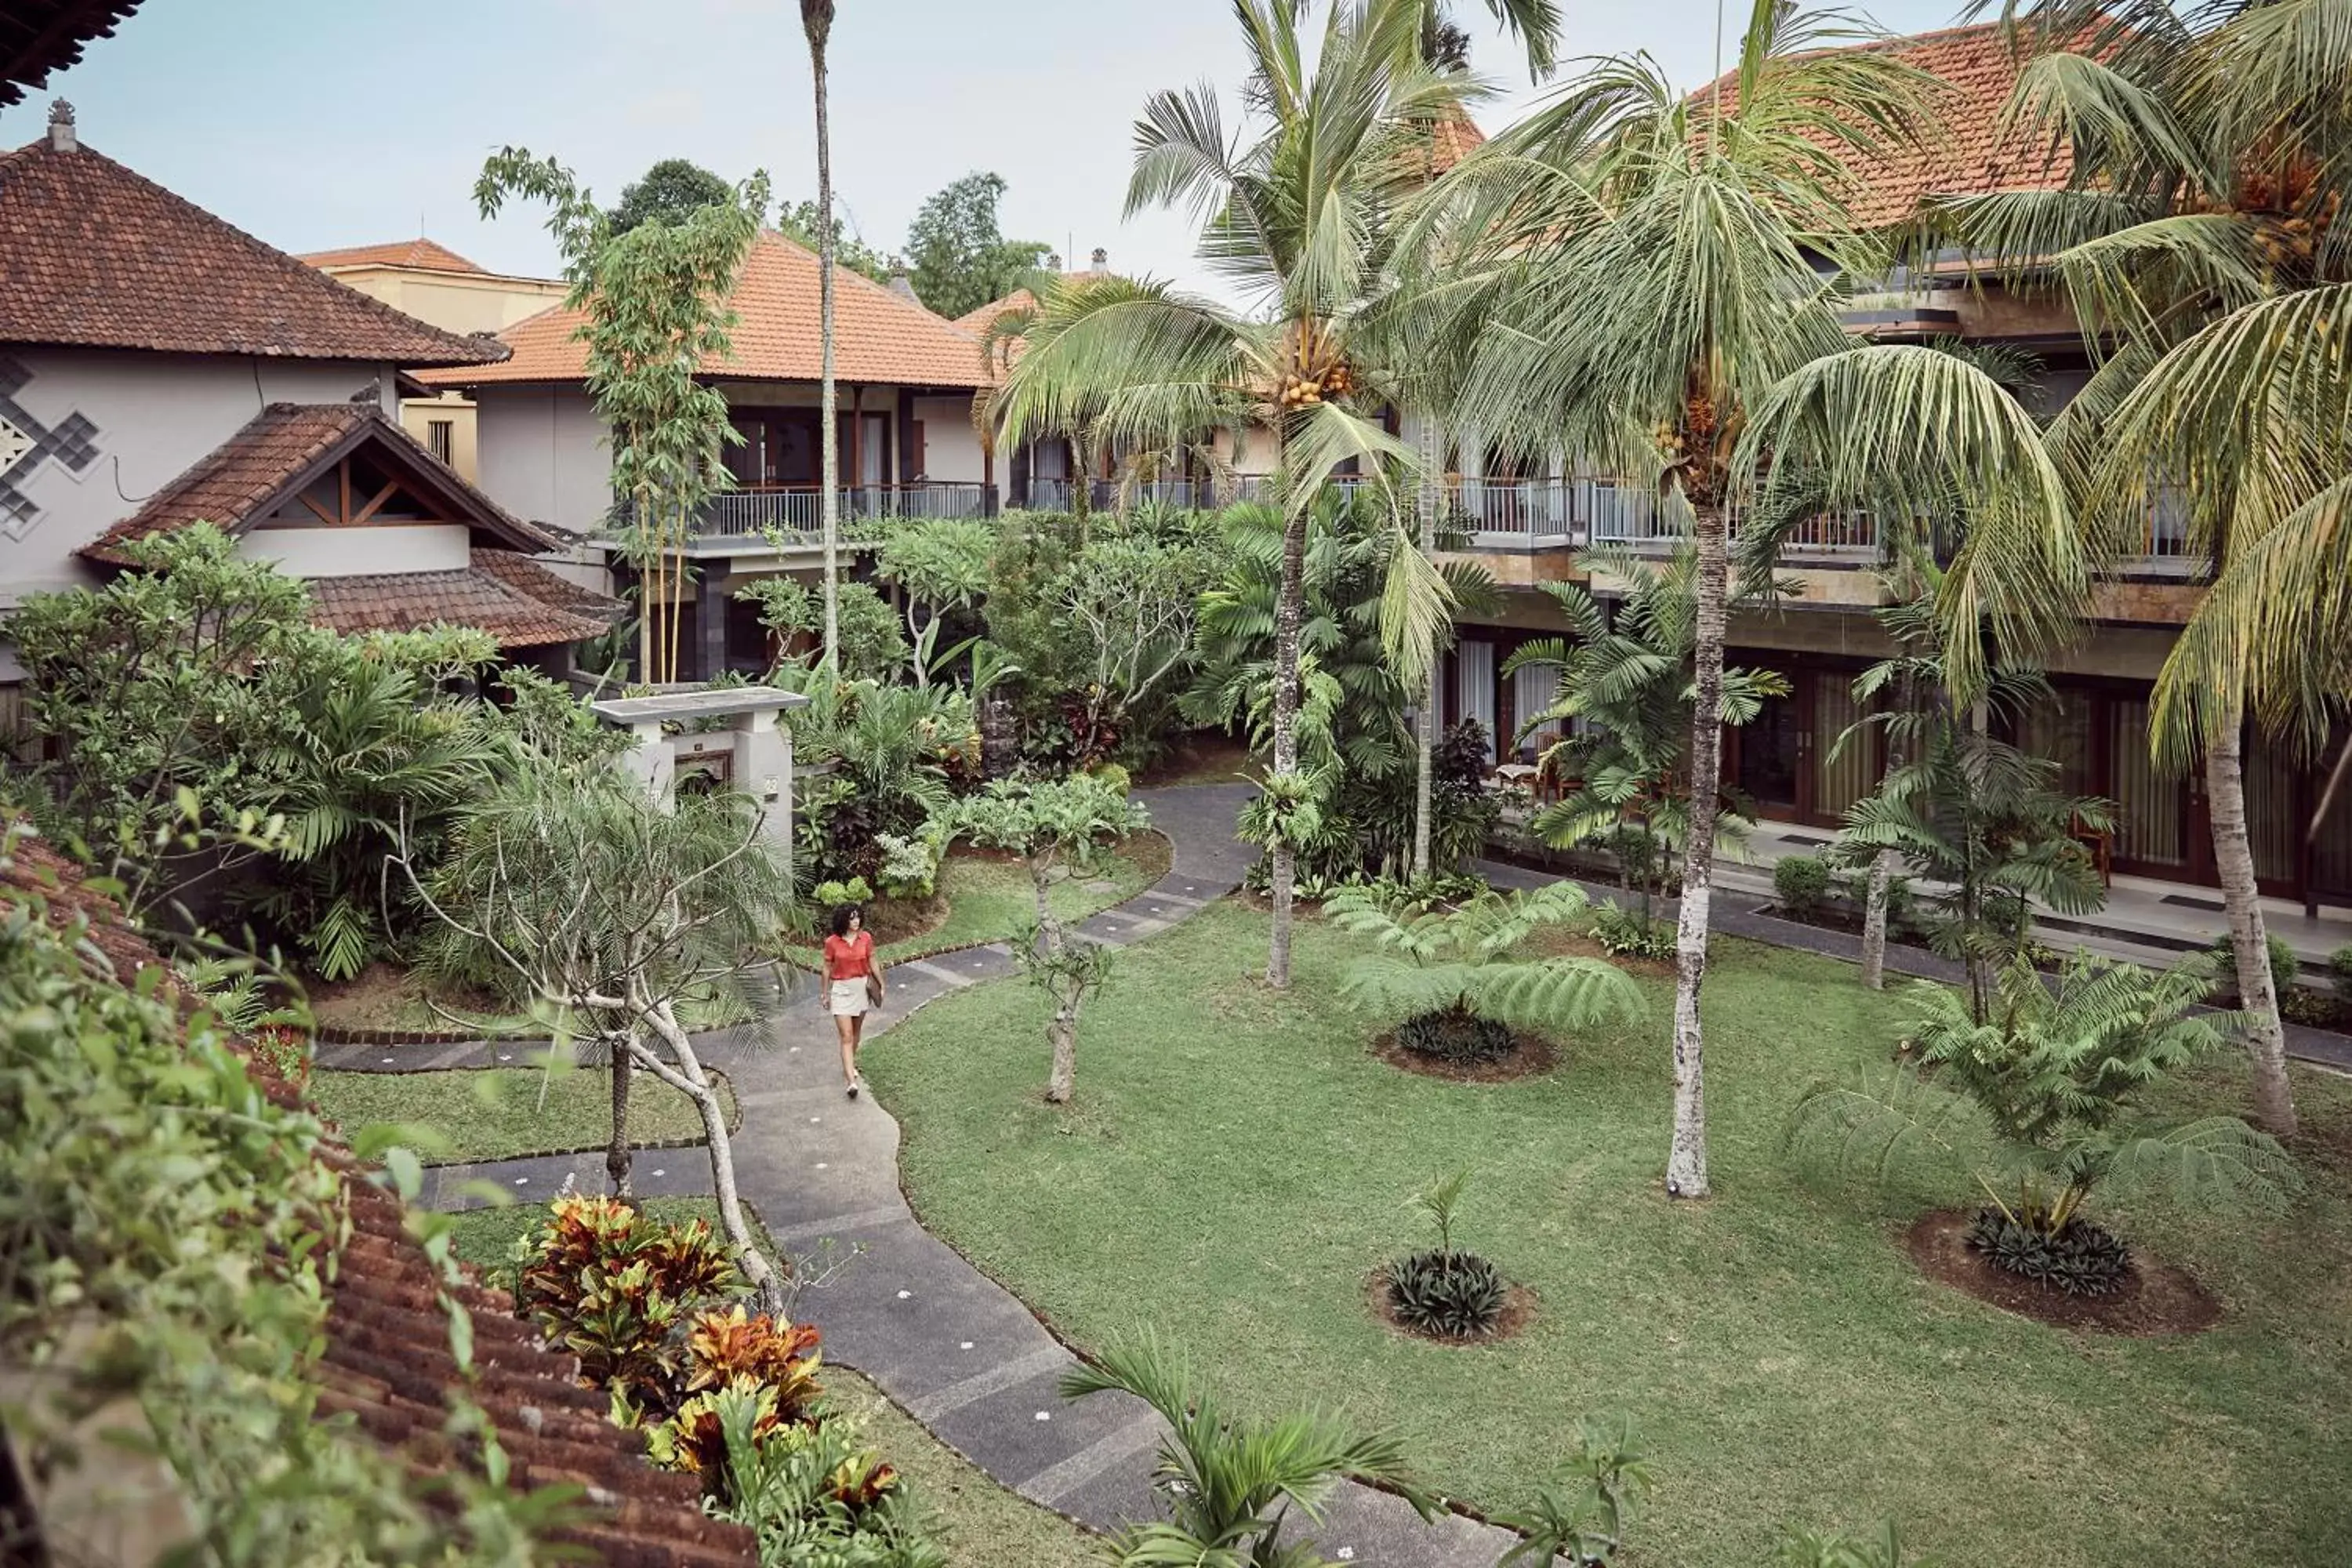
left=1422, top=0, right=1930, bottom=1196
left=989, top=0, right=1465, bottom=989
left=800, top=0, right=842, bottom=671
left=1769, top=0, right=2352, bottom=1136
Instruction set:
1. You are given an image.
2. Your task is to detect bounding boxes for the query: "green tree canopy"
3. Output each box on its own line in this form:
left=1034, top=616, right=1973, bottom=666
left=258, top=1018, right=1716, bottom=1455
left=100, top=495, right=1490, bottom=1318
left=608, top=157, right=735, bottom=234
left=904, top=171, right=1050, bottom=319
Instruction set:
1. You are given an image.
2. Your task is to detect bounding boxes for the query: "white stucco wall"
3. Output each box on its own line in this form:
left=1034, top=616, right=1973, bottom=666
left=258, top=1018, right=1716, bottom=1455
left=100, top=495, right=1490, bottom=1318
left=472, top=385, right=613, bottom=535
left=0, top=350, right=397, bottom=604
left=238, top=523, right=471, bottom=578
left=910, top=396, right=985, bottom=484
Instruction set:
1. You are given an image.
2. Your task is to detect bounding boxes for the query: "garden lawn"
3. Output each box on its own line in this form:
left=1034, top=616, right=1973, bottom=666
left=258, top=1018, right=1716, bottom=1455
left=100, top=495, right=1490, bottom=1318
left=443, top=1201, right=1102, bottom=1568
left=863, top=899, right=2352, bottom=1567
left=795, top=834, right=1171, bottom=967
left=310, top=1067, right=733, bottom=1165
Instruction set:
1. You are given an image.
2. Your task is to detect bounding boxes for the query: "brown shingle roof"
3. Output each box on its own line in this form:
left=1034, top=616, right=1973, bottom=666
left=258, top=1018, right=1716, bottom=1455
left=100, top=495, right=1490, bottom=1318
left=419, top=230, right=989, bottom=390
left=0, top=835, right=753, bottom=1567
left=79, top=402, right=559, bottom=563
left=2, top=5, right=143, bottom=106
left=307, top=556, right=622, bottom=651
left=302, top=238, right=485, bottom=274
left=0, top=136, right=509, bottom=365
left=1693, top=22, right=2077, bottom=230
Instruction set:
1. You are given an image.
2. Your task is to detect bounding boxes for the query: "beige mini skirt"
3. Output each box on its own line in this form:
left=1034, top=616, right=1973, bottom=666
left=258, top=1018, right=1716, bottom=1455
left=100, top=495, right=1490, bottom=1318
left=827, top=978, right=872, bottom=1017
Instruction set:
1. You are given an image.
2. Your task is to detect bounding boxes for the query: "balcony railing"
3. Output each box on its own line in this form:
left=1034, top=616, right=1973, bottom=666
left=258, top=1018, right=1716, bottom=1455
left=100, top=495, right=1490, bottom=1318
left=691, top=482, right=996, bottom=541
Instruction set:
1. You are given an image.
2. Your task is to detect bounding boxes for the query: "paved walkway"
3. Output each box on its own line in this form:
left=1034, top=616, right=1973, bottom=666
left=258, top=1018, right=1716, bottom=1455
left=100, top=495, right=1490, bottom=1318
left=318, top=783, right=1519, bottom=1568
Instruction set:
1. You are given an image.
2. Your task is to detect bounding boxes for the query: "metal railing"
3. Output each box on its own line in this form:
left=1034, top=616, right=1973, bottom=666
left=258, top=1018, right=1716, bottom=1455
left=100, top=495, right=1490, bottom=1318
left=692, top=482, right=996, bottom=541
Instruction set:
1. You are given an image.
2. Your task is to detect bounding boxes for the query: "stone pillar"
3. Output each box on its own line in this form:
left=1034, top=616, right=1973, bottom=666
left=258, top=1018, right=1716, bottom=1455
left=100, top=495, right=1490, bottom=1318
left=615, top=720, right=674, bottom=810
left=730, top=708, right=794, bottom=883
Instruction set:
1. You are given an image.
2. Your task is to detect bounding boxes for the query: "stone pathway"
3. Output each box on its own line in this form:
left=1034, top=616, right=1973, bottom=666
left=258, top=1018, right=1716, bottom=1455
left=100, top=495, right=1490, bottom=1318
left=317, top=784, right=1519, bottom=1568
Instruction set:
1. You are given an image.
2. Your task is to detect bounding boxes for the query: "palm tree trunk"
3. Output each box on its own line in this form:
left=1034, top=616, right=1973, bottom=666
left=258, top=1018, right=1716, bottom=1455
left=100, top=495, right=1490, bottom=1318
left=808, top=19, right=840, bottom=672
left=606, top=1044, right=634, bottom=1200
left=1667, top=503, right=1728, bottom=1200
left=1412, top=415, right=1443, bottom=882
left=1859, top=851, right=1895, bottom=989
left=1266, top=504, right=1309, bottom=989
left=2207, top=713, right=2298, bottom=1136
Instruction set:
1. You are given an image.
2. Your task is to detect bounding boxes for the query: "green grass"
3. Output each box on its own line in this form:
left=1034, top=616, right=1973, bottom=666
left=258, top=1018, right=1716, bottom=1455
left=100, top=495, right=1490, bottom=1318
left=863, top=899, right=2352, bottom=1567
left=310, top=1067, right=735, bottom=1165
left=795, top=835, right=1171, bottom=967
left=443, top=1200, right=1101, bottom=1568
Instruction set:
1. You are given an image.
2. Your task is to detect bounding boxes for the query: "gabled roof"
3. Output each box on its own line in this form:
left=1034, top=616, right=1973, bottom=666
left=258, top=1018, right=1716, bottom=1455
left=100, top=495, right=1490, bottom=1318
left=0, top=135, right=510, bottom=366
left=953, top=287, right=1035, bottom=336
left=1693, top=22, right=2077, bottom=230
left=0, top=835, right=754, bottom=1567
left=307, top=553, right=622, bottom=650
left=301, top=238, right=485, bottom=274
left=79, top=401, right=559, bottom=562
left=419, top=230, right=990, bottom=390
left=1428, top=111, right=1486, bottom=174
left=1, top=3, right=142, bottom=106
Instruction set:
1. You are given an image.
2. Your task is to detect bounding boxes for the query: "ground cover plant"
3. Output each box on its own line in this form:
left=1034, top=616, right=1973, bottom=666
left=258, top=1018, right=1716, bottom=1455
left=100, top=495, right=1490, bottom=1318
left=308, top=1067, right=736, bottom=1165
left=861, top=899, right=2352, bottom=1566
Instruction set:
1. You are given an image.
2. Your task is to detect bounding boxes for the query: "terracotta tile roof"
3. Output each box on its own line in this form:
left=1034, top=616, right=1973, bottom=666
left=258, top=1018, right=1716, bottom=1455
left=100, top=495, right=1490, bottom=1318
left=0, top=136, right=509, bottom=365
left=0, top=835, right=754, bottom=1567
left=2, top=4, right=143, bottom=106
left=419, top=230, right=989, bottom=390
left=1693, top=22, right=2077, bottom=230
left=953, top=288, right=1035, bottom=336
left=302, top=238, right=485, bottom=274
left=306, top=557, right=622, bottom=650
left=1428, top=111, right=1486, bottom=174
left=80, top=402, right=560, bottom=564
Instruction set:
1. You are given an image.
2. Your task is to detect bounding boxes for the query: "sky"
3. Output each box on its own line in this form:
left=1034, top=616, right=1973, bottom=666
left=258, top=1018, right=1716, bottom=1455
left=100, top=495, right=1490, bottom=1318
left=9, top=0, right=1968, bottom=305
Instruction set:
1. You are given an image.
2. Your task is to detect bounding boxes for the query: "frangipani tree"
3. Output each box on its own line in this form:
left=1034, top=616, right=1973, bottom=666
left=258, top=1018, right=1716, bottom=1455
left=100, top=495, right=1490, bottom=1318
left=988, top=0, right=1468, bottom=989
left=949, top=775, right=1148, bottom=1102
left=402, top=768, right=795, bottom=1312
left=1424, top=0, right=1931, bottom=1195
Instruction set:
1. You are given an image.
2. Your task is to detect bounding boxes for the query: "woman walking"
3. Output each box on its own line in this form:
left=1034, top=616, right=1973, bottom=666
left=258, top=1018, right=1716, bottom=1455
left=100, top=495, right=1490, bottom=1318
left=823, top=902, right=884, bottom=1098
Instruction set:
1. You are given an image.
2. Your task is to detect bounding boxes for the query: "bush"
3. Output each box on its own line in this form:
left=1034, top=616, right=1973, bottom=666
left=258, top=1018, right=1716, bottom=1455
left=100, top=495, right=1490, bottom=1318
left=2332, top=945, right=2352, bottom=1003
left=1088, top=761, right=1132, bottom=797
left=873, top=829, right=944, bottom=902
left=2205, top=931, right=2300, bottom=1003
left=511, top=1193, right=744, bottom=1409
left=1590, top=902, right=1675, bottom=960
left=812, top=877, right=874, bottom=909
left=1772, top=855, right=1833, bottom=919
left=1383, top=1247, right=1508, bottom=1338
left=1965, top=1208, right=2131, bottom=1297
left=1396, top=1004, right=1515, bottom=1065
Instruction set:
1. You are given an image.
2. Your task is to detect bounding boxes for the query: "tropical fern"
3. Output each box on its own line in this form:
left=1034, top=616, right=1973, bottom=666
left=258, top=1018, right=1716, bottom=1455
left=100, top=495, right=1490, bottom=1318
left=1327, top=880, right=1646, bottom=1037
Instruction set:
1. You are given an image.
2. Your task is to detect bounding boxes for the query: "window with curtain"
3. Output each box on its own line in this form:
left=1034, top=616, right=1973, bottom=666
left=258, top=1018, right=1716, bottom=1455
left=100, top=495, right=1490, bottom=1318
left=1813, top=677, right=1874, bottom=822
left=2108, top=697, right=2186, bottom=866
left=1455, top=640, right=1497, bottom=761
left=1512, top=662, right=1560, bottom=762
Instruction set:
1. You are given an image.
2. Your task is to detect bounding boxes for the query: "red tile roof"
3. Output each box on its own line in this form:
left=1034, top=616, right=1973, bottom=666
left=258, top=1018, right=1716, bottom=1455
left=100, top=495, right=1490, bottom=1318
left=1693, top=22, right=2077, bottom=230
left=953, top=288, right=1036, bottom=336
left=308, top=555, right=622, bottom=650
left=419, top=230, right=989, bottom=390
left=0, top=835, right=754, bottom=1567
left=0, top=136, right=509, bottom=365
left=2, top=5, right=143, bottom=106
left=302, top=238, right=485, bottom=274
left=80, top=402, right=559, bottom=563
left=1428, top=111, right=1486, bottom=174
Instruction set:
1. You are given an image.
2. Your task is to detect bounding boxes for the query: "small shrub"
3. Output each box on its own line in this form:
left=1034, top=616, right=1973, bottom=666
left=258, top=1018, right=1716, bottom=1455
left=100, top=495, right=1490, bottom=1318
left=2332, top=944, right=2352, bottom=1002
left=1772, top=855, right=1833, bottom=919
left=1965, top=1208, right=2131, bottom=1297
left=872, top=829, right=942, bottom=902
left=1384, top=1247, right=1508, bottom=1338
left=1382, top=1170, right=1508, bottom=1339
left=1589, top=902, right=1675, bottom=960
left=811, top=875, right=874, bottom=909
left=1396, top=1004, right=1515, bottom=1065
left=512, top=1194, right=742, bottom=1410
left=1835, top=866, right=1922, bottom=938
left=2205, top=931, right=2299, bottom=1003
left=1088, top=761, right=1132, bottom=797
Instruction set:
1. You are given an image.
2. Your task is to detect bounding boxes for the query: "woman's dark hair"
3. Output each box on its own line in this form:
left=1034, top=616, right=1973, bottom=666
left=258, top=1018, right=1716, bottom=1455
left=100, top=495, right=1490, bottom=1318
left=829, top=902, right=864, bottom=938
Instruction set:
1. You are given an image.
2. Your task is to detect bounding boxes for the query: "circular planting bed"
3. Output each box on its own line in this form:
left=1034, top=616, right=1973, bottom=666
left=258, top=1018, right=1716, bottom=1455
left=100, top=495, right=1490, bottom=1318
left=1906, top=1210, right=2223, bottom=1335
left=1365, top=1265, right=1538, bottom=1346
left=1374, top=1005, right=1556, bottom=1083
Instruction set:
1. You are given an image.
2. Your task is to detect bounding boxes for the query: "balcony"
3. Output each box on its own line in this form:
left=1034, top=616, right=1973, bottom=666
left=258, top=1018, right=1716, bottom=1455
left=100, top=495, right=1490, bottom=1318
left=689, top=483, right=996, bottom=543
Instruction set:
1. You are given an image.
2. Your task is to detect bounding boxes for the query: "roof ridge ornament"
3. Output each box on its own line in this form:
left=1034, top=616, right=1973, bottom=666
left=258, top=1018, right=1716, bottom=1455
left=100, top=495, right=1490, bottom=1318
left=47, top=99, right=76, bottom=153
